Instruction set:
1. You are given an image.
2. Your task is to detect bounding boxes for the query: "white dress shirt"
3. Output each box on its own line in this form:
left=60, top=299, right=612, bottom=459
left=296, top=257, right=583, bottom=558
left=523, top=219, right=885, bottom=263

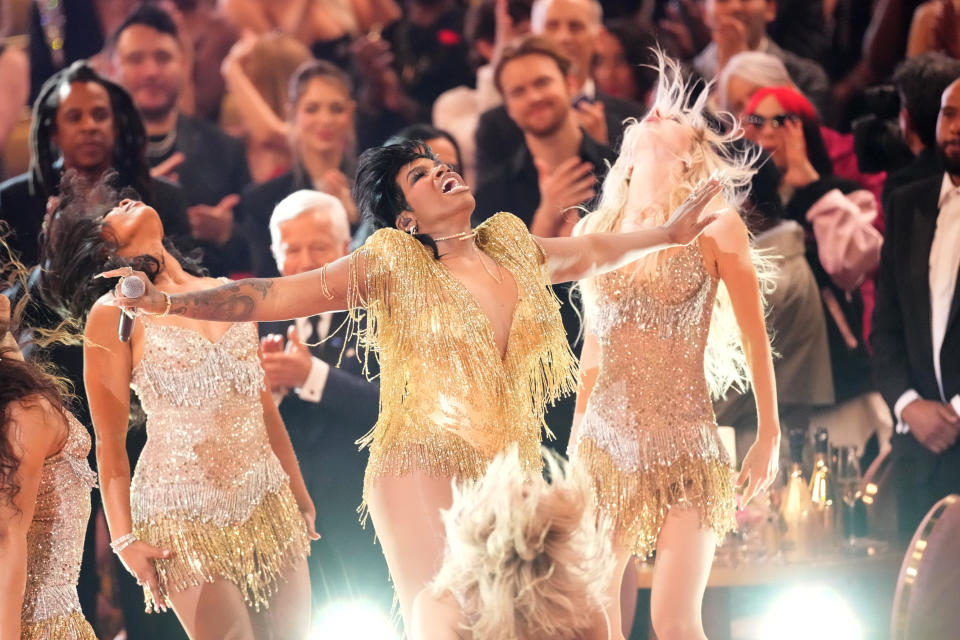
left=294, top=313, right=332, bottom=403
left=895, top=173, right=960, bottom=433
left=271, top=314, right=333, bottom=407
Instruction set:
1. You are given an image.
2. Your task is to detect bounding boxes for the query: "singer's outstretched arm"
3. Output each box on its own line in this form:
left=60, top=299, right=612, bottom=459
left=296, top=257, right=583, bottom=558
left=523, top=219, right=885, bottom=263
left=100, top=176, right=722, bottom=323
left=100, top=254, right=355, bottom=323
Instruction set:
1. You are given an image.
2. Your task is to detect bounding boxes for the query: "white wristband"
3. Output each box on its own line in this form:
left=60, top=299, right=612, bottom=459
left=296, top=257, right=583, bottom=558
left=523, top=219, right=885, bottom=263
left=110, top=533, right=137, bottom=554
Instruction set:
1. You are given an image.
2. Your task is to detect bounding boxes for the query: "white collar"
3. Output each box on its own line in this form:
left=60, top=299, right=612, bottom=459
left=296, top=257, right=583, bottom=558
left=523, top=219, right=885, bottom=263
left=938, top=172, right=960, bottom=209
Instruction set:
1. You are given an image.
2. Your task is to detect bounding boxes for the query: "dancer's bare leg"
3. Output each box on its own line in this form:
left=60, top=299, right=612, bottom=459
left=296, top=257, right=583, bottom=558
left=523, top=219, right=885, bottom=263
left=166, top=579, right=256, bottom=640
left=650, top=507, right=716, bottom=640
left=250, top=557, right=312, bottom=640
left=593, top=543, right=632, bottom=640
left=620, top=560, right=639, bottom=637
left=366, top=471, right=454, bottom=632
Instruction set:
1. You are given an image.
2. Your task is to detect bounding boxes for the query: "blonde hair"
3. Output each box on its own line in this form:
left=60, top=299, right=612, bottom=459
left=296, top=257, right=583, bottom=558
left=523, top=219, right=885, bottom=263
left=431, top=447, right=614, bottom=640
left=577, top=51, right=772, bottom=399
left=238, top=33, right=313, bottom=120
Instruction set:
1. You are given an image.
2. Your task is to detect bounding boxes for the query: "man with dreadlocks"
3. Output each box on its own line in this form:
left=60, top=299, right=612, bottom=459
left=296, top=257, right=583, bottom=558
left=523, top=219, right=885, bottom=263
left=0, top=60, right=191, bottom=267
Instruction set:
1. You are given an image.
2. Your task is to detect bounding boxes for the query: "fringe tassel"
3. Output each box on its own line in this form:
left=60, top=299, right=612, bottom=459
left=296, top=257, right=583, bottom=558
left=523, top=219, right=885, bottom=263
left=356, top=426, right=530, bottom=526
left=133, top=320, right=264, bottom=408
left=20, top=610, right=96, bottom=640
left=135, top=484, right=309, bottom=613
left=131, top=458, right=289, bottom=526
left=576, top=437, right=736, bottom=558
left=342, top=213, right=578, bottom=518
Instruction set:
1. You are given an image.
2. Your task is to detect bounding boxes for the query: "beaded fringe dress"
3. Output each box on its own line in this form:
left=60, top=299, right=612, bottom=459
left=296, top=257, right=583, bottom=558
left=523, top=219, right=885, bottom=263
left=129, top=317, right=309, bottom=612
left=346, top=212, right=578, bottom=518
left=570, top=240, right=736, bottom=558
left=21, top=413, right=97, bottom=640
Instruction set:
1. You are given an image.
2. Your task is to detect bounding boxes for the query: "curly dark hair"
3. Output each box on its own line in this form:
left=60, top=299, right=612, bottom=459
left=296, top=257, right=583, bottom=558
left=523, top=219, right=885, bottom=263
left=39, top=171, right=207, bottom=321
left=353, top=140, right=444, bottom=259
left=29, top=60, right=152, bottom=201
left=0, top=355, right=70, bottom=509
left=1, top=230, right=72, bottom=509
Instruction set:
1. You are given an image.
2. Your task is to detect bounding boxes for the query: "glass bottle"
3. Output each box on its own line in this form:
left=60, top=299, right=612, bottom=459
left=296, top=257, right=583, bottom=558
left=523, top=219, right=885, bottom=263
left=781, top=427, right=814, bottom=562
left=809, top=427, right=839, bottom=553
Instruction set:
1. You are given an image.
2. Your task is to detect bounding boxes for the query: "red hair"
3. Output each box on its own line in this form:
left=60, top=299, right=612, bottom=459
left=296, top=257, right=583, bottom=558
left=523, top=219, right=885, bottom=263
left=745, top=86, right=818, bottom=122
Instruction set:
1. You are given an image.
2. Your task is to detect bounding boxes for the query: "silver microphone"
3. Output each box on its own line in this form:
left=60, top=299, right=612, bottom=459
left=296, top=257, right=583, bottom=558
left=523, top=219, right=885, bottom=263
left=118, top=275, right=146, bottom=343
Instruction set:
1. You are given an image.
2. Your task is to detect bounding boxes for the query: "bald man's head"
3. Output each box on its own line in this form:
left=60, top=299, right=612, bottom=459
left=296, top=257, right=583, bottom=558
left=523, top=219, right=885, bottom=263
left=530, top=0, right=601, bottom=86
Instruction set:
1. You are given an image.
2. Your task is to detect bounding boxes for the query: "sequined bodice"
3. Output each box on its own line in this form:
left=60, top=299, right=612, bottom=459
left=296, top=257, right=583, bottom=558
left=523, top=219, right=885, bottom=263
left=23, top=413, right=96, bottom=623
left=129, top=319, right=287, bottom=524
left=349, top=213, right=578, bottom=484
left=576, top=241, right=728, bottom=472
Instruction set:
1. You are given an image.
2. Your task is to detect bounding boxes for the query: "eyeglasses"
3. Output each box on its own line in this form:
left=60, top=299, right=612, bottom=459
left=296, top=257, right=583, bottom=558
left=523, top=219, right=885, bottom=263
left=744, top=113, right=799, bottom=130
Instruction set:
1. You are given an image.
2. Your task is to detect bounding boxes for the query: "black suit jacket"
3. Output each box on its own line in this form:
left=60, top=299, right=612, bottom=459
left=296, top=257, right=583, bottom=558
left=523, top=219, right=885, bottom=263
left=473, top=130, right=617, bottom=227
left=148, top=114, right=252, bottom=276
left=474, top=90, right=642, bottom=185
left=871, top=175, right=960, bottom=483
left=880, top=147, right=942, bottom=216
left=257, top=314, right=387, bottom=603
left=258, top=313, right=379, bottom=450
left=0, top=172, right=191, bottom=267
left=240, top=171, right=311, bottom=278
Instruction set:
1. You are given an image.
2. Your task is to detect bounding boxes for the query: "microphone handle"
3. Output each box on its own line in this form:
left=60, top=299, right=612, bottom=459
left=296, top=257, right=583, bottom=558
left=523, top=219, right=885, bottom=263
left=118, top=309, right=136, bottom=343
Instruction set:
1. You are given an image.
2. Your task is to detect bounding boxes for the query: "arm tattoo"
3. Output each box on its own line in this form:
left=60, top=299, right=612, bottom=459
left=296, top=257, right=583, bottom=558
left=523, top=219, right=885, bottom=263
left=169, top=280, right=274, bottom=321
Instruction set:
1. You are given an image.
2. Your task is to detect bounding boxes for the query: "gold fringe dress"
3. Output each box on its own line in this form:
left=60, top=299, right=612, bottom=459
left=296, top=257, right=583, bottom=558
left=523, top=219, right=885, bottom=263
left=129, top=317, right=310, bottom=612
left=570, top=241, right=737, bottom=558
left=21, top=413, right=97, bottom=640
left=346, top=212, right=578, bottom=513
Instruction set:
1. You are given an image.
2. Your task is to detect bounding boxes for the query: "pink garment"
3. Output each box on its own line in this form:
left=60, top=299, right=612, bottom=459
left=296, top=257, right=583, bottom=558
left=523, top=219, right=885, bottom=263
left=819, top=125, right=885, bottom=340
left=806, top=188, right=883, bottom=293
left=820, top=126, right=887, bottom=234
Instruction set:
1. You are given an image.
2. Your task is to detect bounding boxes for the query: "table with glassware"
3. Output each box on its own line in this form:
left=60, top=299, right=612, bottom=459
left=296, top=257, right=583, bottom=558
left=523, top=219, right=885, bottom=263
left=632, top=428, right=903, bottom=639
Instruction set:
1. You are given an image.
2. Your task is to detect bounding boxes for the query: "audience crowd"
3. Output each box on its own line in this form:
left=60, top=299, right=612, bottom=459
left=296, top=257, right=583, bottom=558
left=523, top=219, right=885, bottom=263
left=2, top=0, right=960, bottom=635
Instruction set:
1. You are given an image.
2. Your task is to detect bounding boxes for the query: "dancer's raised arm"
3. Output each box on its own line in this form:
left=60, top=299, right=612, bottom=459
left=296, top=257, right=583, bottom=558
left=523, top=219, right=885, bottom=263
left=538, top=177, right=723, bottom=284
left=100, top=252, right=357, bottom=323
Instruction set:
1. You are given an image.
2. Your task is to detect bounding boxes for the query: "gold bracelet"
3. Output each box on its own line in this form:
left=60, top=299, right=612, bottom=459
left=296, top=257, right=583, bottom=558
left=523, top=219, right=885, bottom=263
left=144, top=291, right=172, bottom=318
left=319, top=264, right=334, bottom=300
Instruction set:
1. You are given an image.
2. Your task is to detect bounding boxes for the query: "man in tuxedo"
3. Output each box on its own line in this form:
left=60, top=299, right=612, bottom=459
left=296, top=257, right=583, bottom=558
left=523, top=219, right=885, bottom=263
left=872, top=77, right=960, bottom=542
left=259, top=190, right=390, bottom=611
left=474, top=0, right=641, bottom=176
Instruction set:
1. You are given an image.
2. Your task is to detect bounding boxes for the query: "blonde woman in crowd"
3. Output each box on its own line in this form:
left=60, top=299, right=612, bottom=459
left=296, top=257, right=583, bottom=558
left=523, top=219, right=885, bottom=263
left=221, top=33, right=313, bottom=182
